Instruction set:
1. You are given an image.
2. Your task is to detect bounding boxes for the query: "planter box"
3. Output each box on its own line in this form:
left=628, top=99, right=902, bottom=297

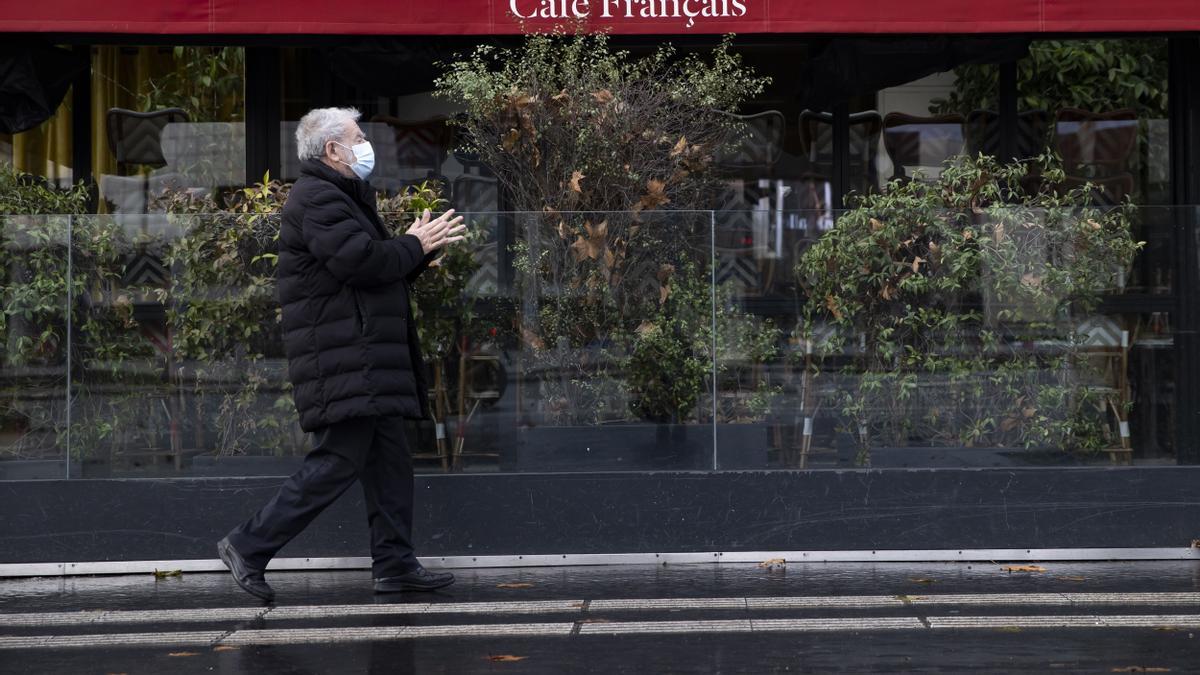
left=715, top=424, right=770, bottom=470
left=839, top=444, right=1081, bottom=469
left=510, top=423, right=770, bottom=472
left=0, top=459, right=80, bottom=480
left=190, top=455, right=304, bottom=477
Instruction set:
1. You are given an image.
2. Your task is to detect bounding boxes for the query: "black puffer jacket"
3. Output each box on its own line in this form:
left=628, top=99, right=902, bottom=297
left=278, top=159, right=436, bottom=432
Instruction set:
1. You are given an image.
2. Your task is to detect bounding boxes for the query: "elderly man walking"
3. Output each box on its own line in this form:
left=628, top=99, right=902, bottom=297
left=217, top=107, right=466, bottom=601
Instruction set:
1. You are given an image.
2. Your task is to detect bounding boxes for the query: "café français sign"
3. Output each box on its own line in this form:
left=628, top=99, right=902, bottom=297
left=509, top=0, right=749, bottom=29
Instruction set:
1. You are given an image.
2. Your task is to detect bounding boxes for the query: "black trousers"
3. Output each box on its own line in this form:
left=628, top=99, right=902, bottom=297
left=226, top=415, right=417, bottom=579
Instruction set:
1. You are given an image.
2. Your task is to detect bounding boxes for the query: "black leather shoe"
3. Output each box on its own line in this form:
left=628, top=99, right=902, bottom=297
left=374, top=567, right=456, bottom=593
left=217, top=537, right=275, bottom=602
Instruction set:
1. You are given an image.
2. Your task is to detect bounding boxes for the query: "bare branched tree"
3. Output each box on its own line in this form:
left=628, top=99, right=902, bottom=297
left=436, top=31, right=769, bottom=425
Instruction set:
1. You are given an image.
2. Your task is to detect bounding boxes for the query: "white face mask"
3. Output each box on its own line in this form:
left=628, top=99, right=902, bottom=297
left=334, top=141, right=375, bottom=180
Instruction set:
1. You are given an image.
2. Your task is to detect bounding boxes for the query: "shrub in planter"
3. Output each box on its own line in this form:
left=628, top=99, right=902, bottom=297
left=0, top=166, right=147, bottom=462
left=796, top=155, right=1142, bottom=465
left=436, top=30, right=770, bottom=427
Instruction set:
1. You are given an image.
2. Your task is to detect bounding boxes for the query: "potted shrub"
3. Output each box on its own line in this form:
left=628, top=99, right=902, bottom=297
left=796, top=154, right=1142, bottom=467
left=436, top=30, right=770, bottom=470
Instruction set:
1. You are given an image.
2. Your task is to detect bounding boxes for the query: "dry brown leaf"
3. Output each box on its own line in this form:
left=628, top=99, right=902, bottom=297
left=911, top=256, right=925, bottom=273
left=758, top=558, right=786, bottom=569
left=603, top=248, right=615, bottom=271
left=880, top=285, right=895, bottom=301
left=869, top=217, right=884, bottom=232
left=557, top=220, right=568, bottom=240
left=1088, top=218, right=1103, bottom=230
left=1000, top=417, right=1020, bottom=433
left=993, top=222, right=1007, bottom=245
left=908, top=578, right=936, bottom=584
left=635, top=179, right=670, bottom=212
left=570, top=235, right=592, bottom=262
left=1021, top=273, right=1043, bottom=288
left=153, top=569, right=182, bottom=579
left=168, top=652, right=200, bottom=657
left=569, top=170, right=585, bottom=194
left=520, top=327, right=544, bottom=351
left=496, top=583, right=535, bottom=589
left=502, top=128, right=520, bottom=152
left=670, top=136, right=689, bottom=158
left=1191, top=539, right=1200, bottom=548
left=489, top=655, right=529, bottom=662
left=894, top=594, right=925, bottom=603
left=591, top=89, right=614, bottom=105
left=1022, top=407, right=1037, bottom=418
left=659, top=285, right=670, bottom=305
left=962, top=229, right=974, bottom=240
left=551, top=89, right=570, bottom=104
left=636, top=322, right=657, bottom=337
left=1002, top=565, right=1047, bottom=573
left=213, top=646, right=239, bottom=652
left=825, top=294, right=843, bottom=321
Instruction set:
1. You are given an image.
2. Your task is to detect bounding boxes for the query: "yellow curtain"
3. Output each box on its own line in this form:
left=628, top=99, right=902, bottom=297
left=92, top=46, right=169, bottom=180
left=11, top=90, right=73, bottom=186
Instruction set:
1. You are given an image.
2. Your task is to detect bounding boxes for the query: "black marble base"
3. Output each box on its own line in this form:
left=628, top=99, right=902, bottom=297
left=2, top=467, right=1199, bottom=564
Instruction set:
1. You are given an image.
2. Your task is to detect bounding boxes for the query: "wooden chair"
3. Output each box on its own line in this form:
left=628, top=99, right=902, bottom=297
left=964, top=109, right=1050, bottom=159
left=1054, top=108, right=1138, bottom=175
left=798, top=109, right=883, bottom=196
left=882, top=112, right=965, bottom=180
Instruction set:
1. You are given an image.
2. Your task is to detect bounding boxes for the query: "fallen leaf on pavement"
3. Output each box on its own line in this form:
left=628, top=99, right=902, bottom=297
left=496, top=583, right=534, bottom=589
left=168, top=652, right=199, bottom=657
left=894, top=595, right=925, bottom=603
left=488, top=655, right=528, bottom=662
left=153, top=569, right=183, bottom=579
left=213, top=646, right=239, bottom=652
left=1002, top=565, right=1047, bottom=573
left=1153, top=627, right=1180, bottom=632
left=758, top=558, right=786, bottom=569
left=908, top=578, right=936, bottom=584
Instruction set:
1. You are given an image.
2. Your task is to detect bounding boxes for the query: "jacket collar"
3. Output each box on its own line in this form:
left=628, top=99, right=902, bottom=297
left=299, top=159, right=388, bottom=239
left=300, top=158, right=365, bottom=195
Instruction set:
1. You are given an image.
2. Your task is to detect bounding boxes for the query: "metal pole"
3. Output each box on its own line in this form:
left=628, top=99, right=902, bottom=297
left=711, top=210, right=719, bottom=471
left=65, top=215, right=73, bottom=479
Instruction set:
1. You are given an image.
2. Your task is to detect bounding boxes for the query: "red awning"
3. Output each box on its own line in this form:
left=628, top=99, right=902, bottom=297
left=1, top=0, right=1198, bottom=35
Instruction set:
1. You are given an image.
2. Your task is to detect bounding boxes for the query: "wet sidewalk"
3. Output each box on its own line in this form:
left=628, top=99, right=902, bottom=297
left=2, top=560, right=1200, bottom=673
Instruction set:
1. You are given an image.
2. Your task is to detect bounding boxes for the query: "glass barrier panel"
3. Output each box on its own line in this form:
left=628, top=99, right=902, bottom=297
left=0, top=215, right=70, bottom=480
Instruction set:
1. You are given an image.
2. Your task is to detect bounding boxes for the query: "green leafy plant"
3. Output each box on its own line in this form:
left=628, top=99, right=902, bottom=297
left=797, top=155, right=1142, bottom=465
left=931, top=39, right=1168, bottom=119
left=138, top=47, right=246, bottom=123
left=0, top=165, right=157, bottom=461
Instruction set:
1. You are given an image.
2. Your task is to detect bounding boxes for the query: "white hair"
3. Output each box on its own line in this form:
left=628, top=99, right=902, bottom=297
left=296, top=107, right=361, bottom=160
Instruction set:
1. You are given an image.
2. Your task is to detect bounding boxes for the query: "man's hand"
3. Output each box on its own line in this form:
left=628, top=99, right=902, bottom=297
left=406, top=209, right=467, bottom=254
